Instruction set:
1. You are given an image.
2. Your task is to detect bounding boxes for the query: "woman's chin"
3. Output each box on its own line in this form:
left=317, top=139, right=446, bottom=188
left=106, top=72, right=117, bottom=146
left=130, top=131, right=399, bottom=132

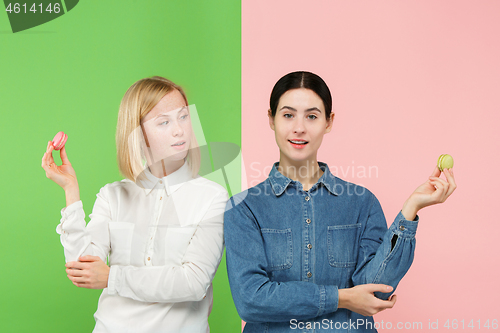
left=280, top=149, right=315, bottom=163
left=170, top=149, right=189, bottom=161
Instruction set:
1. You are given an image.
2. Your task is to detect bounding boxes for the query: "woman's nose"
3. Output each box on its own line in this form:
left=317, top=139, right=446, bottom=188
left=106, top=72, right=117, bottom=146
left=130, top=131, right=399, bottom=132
left=293, top=118, right=305, bottom=133
left=172, top=120, right=184, bottom=137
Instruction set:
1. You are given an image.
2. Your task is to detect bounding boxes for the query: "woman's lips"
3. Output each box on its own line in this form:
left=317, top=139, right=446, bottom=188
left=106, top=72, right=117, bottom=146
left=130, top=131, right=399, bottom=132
left=288, top=139, right=308, bottom=149
left=171, top=141, right=187, bottom=150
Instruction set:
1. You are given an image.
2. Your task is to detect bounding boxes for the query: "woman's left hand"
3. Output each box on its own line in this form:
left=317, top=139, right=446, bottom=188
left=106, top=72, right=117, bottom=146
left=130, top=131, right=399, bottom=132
left=65, top=256, right=110, bottom=289
left=402, top=166, right=457, bottom=220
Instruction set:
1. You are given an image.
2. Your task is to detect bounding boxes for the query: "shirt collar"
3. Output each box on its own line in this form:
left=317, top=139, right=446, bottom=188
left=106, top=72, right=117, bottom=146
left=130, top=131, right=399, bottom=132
left=137, top=161, right=193, bottom=196
left=268, top=161, right=340, bottom=196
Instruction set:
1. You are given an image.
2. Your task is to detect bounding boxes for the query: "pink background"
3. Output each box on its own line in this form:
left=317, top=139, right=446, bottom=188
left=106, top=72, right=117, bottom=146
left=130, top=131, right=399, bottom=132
left=242, top=0, right=500, bottom=331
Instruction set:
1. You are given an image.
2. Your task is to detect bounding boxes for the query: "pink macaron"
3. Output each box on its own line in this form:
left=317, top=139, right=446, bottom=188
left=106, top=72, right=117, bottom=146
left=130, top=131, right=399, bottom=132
left=52, top=131, right=68, bottom=150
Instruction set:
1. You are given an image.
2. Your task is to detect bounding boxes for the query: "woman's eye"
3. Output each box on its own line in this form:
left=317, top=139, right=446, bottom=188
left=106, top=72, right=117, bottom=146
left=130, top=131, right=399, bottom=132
left=284, top=113, right=293, bottom=118
left=160, top=121, right=169, bottom=125
left=308, top=114, right=317, bottom=120
left=180, top=114, right=188, bottom=120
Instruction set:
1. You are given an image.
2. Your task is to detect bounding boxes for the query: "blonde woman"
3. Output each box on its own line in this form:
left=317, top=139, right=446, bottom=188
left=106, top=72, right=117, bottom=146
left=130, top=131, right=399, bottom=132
left=42, top=76, right=228, bottom=333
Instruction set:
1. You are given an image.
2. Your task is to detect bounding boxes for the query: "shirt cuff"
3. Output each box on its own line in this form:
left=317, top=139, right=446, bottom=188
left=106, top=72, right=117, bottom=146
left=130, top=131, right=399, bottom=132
left=320, top=285, right=339, bottom=316
left=390, top=210, right=419, bottom=238
left=56, top=200, right=83, bottom=234
left=107, top=265, right=121, bottom=295
left=61, top=200, right=83, bottom=216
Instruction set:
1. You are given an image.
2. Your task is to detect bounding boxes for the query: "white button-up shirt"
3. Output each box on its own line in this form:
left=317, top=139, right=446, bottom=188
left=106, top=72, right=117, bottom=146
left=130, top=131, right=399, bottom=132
left=56, top=162, right=228, bottom=333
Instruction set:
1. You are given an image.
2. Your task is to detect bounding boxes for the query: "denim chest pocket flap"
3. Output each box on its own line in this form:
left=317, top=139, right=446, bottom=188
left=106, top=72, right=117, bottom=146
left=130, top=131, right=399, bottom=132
left=327, top=223, right=361, bottom=267
left=261, top=228, right=293, bottom=271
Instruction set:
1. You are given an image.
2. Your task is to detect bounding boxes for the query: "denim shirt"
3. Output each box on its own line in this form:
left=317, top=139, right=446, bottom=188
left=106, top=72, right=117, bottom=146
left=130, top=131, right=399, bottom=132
left=224, top=162, right=419, bottom=333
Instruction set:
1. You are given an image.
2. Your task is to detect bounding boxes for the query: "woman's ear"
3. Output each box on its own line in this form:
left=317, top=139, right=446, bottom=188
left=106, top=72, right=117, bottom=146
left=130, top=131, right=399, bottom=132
left=268, top=109, right=275, bottom=131
left=325, top=113, right=334, bottom=133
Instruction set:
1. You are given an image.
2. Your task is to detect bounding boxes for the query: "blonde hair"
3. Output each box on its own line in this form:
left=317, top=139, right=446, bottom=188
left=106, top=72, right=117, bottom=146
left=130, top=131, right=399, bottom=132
left=116, top=76, right=201, bottom=182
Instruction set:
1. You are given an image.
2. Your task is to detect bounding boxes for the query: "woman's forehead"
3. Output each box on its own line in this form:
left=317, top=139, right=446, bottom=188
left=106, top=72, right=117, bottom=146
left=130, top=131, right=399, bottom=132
left=145, top=90, right=187, bottom=121
left=278, top=88, right=324, bottom=110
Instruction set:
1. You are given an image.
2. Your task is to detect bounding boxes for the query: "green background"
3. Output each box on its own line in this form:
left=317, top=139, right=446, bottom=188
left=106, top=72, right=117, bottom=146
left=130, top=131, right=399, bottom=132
left=0, top=1, right=241, bottom=332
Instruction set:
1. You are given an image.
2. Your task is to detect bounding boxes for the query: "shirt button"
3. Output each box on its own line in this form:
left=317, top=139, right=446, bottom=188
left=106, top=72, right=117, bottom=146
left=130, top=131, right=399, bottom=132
left=159, top=180, right=162, bottom=184
left=305, top=196, right=310, bottom=201
left=306, top=218, right=311, bottom=224
left=147, top=257, right=151, bottom=261
left=160, top=197, right=162, bottom=200
left=399, top=225, right=406, bottom=231
left=307, top=272, right=312, bottom=278
left=307, top=244, right=312, bottom=249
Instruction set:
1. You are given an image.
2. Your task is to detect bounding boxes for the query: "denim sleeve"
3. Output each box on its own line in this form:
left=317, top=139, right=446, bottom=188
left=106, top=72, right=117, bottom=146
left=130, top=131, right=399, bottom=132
left=224, top=197, right=339, bottom=323
left=351, top=194, right=418, bottom=300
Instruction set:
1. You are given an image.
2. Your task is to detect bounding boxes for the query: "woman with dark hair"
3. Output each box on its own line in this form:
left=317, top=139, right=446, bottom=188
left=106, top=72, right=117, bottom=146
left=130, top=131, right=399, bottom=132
left=224, top=71, right=456, bottom=332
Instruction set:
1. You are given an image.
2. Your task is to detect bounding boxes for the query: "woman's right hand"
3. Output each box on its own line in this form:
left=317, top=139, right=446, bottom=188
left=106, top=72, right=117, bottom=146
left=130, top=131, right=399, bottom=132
left=42, top=141, right=78, bottom=190
left=338, top=284, right=397, bottom=316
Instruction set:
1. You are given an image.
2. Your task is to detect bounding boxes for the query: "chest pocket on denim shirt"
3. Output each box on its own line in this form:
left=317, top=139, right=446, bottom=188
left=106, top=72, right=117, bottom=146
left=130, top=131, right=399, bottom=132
left=327, top=223, right=361, bottom=267
left=261, top=228, right=293, bottom=270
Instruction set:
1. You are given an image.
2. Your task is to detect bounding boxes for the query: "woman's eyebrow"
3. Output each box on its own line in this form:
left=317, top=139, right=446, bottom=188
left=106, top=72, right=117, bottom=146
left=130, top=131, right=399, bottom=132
left=280, top=106, right=296, bottom=112
left=154, top=114, right=171, bottom=119
left=280, top=106, right=322, bottom=112
left=305, top=107, right=322, bottom=113
left=153, top=106, right=188, bottom=120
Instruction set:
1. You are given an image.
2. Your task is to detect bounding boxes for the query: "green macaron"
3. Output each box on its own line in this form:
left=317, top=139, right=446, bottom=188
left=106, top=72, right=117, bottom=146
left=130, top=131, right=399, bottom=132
left=437, top=154, right=454, bottom=171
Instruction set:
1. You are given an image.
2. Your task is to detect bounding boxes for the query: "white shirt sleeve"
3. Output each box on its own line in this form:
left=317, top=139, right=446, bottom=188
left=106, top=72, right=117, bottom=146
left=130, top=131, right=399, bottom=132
left=107, top=189, right=228, bottom=303
left=56, top=186, right=111, bottom=263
